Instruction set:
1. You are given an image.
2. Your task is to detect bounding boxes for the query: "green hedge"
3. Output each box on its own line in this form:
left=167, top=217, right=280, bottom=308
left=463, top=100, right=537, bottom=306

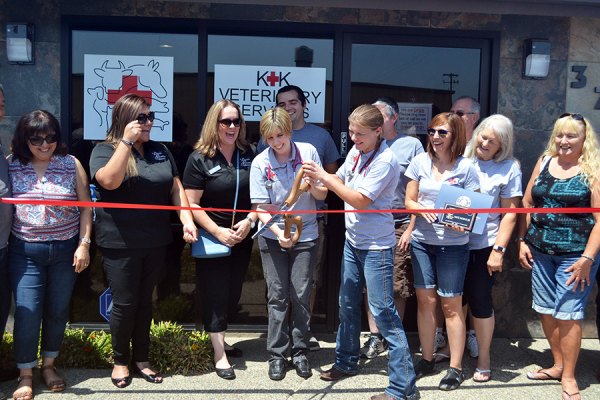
left=1, top=321, right=213, bottom=374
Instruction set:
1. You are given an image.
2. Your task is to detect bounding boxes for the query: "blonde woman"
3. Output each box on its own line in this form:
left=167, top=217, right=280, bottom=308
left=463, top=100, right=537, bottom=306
left=90, top=94, right=197, bottom=388
left=518, top=113, right=600, bottom=400
left=183, top=99, right=257, bottom=380
left=250, top=107, right=326, bottom=381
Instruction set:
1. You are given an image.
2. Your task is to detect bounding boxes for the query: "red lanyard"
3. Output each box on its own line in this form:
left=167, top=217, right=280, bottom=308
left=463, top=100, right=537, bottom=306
left=266, top=142, right=303, bottom=183
left=349, top=140, right=382, bottom=180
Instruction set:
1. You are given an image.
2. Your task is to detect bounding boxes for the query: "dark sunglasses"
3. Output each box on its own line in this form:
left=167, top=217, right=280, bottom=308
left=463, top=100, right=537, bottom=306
left=218, top=118, right=242, bottom=127
left=559, top=113, right=586, bottom=127
left=452, top=110, right=476, bottom=117
left=427, top=128, right=451, bottom=138
left=137, top=112, right=155, bottom=124
left=28, top=134, right=58, bottom=146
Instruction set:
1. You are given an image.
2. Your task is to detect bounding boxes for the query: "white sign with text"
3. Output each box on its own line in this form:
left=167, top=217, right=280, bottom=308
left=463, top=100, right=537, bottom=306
left=214, top=64, right=326, bottom=122
left=397, top=102, right=433, bottom=136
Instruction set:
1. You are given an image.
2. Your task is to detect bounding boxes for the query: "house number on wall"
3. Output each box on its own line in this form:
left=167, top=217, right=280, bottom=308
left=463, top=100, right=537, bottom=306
left=570, top=65, right=600, bottom=109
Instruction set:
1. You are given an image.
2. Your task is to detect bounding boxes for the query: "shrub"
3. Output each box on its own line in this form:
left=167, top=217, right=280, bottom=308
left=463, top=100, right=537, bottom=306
left=3, top=323, right=212, bottom=374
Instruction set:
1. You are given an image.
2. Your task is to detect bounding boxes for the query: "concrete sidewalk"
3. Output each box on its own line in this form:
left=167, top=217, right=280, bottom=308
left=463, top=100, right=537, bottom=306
left=1, top=333, right=599, bottom=399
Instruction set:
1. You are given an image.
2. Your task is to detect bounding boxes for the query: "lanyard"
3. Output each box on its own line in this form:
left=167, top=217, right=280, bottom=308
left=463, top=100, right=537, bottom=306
left=265, top=142, right=303, bottom=187
left=348, top=140, right=382, bottom=180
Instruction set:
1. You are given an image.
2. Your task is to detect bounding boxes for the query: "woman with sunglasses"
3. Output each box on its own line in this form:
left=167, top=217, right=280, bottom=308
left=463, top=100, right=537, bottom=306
left=249, top=107, right=326, bottom=381
left=183, top=99, right=257, bottom=380
left=517, top=113, right=600, bottom=400
left=463, top=115, right=522, bottom=383
left=8, top=110, right=92, bottom=400
left=404, top=112, right=479, bottom=391
left=303, top=104, right=418, bottom=400
left=90, top=94, right=197, bottom=388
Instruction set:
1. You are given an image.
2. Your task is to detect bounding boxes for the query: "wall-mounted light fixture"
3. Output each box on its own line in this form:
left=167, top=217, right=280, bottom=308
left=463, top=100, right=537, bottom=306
left=522, top=39, right=550, bottom=79
left=6, top=23, right=34, bottom=64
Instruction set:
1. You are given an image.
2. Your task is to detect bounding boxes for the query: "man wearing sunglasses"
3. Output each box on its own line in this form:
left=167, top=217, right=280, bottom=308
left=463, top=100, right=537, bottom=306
left=450, top=96, right=480, bottom=142
left=257, top=84, right=340, bottom=351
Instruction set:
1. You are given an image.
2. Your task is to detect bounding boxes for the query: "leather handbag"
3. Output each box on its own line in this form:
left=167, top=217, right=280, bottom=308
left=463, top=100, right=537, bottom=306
left=191, top=150, right=240, bottom=259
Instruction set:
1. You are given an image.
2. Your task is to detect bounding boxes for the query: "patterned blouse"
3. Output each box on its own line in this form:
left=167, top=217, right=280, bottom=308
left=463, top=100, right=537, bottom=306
left=9, top=154, right=80, bottom=242
left=526, top=157, right=594, bottom=255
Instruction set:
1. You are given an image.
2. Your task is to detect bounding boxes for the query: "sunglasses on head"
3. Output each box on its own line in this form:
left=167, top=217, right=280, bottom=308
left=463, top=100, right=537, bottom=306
left=137, top=112, right=155, bottom=125
left=559, top=112, right=585, bottom=125
left=28, top=134, right=58, bottom=146
left=218, top=118, right=241, bottom=127
left=452, top=110, right=476, bottom=117
left=427, top=128, right=451, bottom=138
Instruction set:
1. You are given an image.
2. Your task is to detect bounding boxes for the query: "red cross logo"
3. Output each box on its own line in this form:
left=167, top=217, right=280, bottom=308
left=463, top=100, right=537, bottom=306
left=107, top=75, right=153, bottom=105
left=266, top=71, right=280, bottom=86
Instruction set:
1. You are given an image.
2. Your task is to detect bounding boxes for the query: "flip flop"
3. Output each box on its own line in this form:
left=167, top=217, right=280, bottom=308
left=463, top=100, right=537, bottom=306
left=434, top=350, right=450, bottom=363
left=526, top=368, right=561, bottom=381
left=562, top=390, right=581, bottom=400
left=473, top=368, right=491, bottom=382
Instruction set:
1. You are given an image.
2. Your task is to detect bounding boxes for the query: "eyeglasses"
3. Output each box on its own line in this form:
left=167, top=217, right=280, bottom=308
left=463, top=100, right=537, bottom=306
left=427, top=128, right=451, bottom=138
left=559, top=112, right=586, bottom=126
left=137, top=112, right=155, bottom=125
left=452, top=110, right=476, bottom=117
left=218, top=118, right=241, bottom=127
left=28, top=134, right=58, bottom=146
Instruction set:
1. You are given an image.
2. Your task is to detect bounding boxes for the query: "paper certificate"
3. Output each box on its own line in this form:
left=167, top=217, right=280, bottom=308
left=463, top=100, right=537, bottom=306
left=434, top=185, right=494, bottom=235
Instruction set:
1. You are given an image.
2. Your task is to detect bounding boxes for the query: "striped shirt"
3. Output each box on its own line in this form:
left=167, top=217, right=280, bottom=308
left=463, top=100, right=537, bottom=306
left=9, top=154, right=80, bottom=242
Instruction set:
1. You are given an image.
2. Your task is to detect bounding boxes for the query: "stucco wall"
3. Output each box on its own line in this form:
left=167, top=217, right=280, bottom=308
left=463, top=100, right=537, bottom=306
left=0, top=1, right=598, bottom=337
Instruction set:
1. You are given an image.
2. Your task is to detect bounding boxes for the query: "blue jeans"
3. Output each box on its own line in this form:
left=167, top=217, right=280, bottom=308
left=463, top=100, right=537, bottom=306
left=0, top=246, right=10, bottom=338
left=9, top=236, right=78, bottom=368
left=335, top=240, right=417, bottom=400
left=531, top=248, right=599, bottom=320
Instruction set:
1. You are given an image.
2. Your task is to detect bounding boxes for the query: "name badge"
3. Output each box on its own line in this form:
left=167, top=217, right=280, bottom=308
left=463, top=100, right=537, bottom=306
left=208, top=165, right=222, bottom=175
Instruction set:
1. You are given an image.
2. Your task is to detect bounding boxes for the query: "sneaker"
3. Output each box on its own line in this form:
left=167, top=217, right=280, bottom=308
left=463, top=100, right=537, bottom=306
left=466, top=331, right=479, bottom=358
left=360, top=334, right=388, bottom=359
left=414, top=358, right=436, bottom=379
left=434, top=331, right=447, bottom=353
left=308, top=335, right=321, bottom=352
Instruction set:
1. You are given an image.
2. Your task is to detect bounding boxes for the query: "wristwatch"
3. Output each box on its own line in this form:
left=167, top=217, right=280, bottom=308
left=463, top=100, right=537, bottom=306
left=245, top=216, right=256, bottom=229
left=492, top=244, right=506, bottom=254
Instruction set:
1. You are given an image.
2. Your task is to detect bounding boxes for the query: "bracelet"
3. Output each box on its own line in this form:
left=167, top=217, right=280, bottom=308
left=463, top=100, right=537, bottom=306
left=581, top=254, right=595, bottom=263
left=516, top=237, right=525, bottom=242
left=121, top=138, right=134, bottom=147
left=79, top=237, right=91, bottom=245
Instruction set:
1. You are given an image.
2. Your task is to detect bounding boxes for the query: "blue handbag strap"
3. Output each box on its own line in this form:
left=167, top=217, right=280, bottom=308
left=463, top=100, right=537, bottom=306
left=230, top=150, right=240, bottom=228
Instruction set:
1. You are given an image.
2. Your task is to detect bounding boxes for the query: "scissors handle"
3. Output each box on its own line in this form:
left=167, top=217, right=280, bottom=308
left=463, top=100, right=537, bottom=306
left=284, top=167, right=310, bottom=207
left=283, top=214, right=303, bottom=244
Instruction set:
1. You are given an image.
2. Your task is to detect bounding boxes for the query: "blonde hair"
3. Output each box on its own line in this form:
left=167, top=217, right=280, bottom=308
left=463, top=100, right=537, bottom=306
left=194, top=99, right=248, bottom=158
left=260, top=107, right=292, bottom=141
left=466, top=114, right=515, bottom=162
left=106, top=94, right=148, bottom=177
left=543, top=114, right=600, bottom=189
left=348, top=104, right=384, bottom=132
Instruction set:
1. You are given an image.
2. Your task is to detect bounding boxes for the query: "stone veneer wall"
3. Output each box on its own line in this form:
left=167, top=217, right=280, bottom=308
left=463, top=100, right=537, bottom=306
left=0, top=0, right=598, bottom=337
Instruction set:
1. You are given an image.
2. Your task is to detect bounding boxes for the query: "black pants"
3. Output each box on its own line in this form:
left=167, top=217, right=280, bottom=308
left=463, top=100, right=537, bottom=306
left=102, top=246, right=166, bottom=366
left=196, top=236, right=253, bottom=332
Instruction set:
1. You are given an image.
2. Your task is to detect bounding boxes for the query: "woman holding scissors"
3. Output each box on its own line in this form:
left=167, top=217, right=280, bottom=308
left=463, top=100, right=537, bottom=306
left=249, top=107, right=326, bottom=381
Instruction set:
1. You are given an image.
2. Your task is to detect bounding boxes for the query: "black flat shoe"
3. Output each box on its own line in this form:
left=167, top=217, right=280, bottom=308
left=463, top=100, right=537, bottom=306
left=224, top=347, right=243, bottom=358
left=111, top=375, right=132, bottom=388
left=293, top=356, right=312, bottom=379
left=268, top=359, right=287, bottom=381
left=134, top=366, right=163, bottom=384
left=215, top=366, right=236, bottom=380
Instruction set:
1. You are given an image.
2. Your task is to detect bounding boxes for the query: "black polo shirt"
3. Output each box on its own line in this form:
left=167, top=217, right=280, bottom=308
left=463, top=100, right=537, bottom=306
left=90, top=141, right=178, bottom=249
left=182, top=148, right=254, bottom=228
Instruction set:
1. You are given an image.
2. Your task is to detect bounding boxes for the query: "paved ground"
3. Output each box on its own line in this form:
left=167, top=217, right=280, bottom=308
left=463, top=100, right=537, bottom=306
left=1, top=332, right=599, bottom=400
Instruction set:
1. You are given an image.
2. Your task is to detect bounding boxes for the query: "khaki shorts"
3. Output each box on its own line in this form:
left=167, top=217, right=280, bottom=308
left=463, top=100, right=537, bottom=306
left=393, top=223, right=415, bottom=299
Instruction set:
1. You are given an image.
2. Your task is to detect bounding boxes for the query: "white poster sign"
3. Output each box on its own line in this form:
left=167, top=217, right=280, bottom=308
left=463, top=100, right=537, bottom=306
left=83, top=55, right=174, bottom=141
left=397, top=103, right=433, bottom=136
left=214, top=64, right=326, bottom=122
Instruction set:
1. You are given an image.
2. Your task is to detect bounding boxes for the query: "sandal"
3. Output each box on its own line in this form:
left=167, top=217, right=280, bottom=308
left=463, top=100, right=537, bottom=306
left=473, top=368, right=491, bottom=382
left=439, top=367, right=465, bottom=391
left=13, top=375, right=33, bottom=400
left=526, top=367, right=562, bottom=381
left=562, top=390, right=581, bottom=400
left=40, top=365, right=65, bottom=392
